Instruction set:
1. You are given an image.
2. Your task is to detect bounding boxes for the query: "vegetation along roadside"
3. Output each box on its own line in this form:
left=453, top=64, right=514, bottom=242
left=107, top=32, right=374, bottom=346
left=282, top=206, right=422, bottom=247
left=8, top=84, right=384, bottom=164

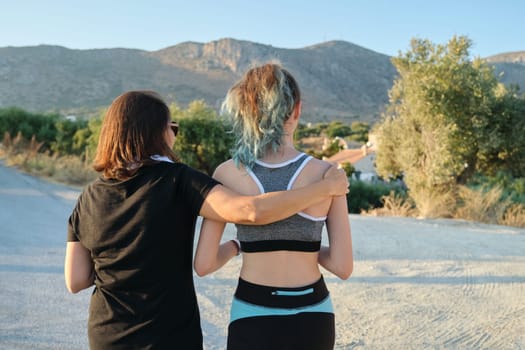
left=1, top=35, right=524, bottom=227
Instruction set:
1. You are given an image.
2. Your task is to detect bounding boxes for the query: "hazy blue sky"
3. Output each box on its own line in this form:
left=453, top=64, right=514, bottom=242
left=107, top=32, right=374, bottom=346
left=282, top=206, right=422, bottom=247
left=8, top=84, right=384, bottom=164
left=1, top=0, right=523, bottom=58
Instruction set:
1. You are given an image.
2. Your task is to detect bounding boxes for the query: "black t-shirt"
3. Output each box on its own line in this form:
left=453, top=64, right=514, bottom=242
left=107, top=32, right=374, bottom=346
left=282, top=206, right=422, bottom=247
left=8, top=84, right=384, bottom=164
left=67, top=161, right=219, bottom=350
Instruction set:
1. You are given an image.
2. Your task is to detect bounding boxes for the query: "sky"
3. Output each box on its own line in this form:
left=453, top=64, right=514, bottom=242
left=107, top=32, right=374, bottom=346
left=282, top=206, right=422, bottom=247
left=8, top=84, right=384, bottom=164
left=1, top=0, right=523, bottom=58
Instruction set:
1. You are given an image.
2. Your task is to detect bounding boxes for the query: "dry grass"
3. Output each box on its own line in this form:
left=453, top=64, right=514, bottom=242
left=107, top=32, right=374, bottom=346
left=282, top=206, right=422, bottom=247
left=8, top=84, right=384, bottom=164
left=500, top=203, right=525, bottom=228
left=24, top=153, right=97, bottom=186
left=2, top=133, right=524, bottom=228
left=370, top=184, right=525, bottom=228
left=411, top=187, right=457, bottom=219
left=367, top=191, right=416, bottom=217
left=454, top=186, right=509, bottom=225
left=381, top=192, right=416, bottom=217
left=1, top=132, right=97, bottom=186
left=2, top=131, right=44, bottom=159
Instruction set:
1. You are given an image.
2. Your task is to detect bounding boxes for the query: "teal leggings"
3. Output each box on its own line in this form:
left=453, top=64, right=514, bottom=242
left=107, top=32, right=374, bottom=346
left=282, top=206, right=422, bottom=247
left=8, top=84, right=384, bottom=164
left=228, top=276, right=335, bottom=350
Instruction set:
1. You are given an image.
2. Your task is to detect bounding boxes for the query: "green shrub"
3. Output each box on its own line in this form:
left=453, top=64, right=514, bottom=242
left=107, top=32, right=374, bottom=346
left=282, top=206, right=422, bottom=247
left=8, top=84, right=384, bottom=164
left=0, top=108, right=59, bottom=149
left=52, top=118, right=90, bottom=155
left=340, top=162, right=355, bottom=178
left=325, top=121, right=352, bottom=138
left=468, top=171, right=525, bottom=204
left=0, top=107, right=95, bottom=157
left=455, top=185, right=508, bottom=224
left=346, top=179, right=406, bottom=213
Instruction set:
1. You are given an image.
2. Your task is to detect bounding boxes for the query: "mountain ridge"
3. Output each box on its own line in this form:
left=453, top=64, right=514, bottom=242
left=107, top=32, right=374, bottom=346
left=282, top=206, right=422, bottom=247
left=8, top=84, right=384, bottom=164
left=0, top=39, right=523, bottom=123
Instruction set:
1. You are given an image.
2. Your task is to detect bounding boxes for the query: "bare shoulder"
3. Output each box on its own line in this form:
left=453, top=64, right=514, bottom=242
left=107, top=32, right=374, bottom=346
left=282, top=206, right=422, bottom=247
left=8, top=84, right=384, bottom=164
left=213, top=159, right=238, bottom=181
left=306, top=156, right=333, bottom=173
left=213, top=160, right=254, bottom=191
left=294, top=156, right=333, bottom=187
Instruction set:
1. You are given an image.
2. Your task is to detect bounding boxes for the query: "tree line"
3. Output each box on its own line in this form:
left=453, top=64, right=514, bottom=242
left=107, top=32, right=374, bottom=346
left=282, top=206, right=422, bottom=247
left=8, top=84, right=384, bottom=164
left=0, top=100, right=369, bottom=176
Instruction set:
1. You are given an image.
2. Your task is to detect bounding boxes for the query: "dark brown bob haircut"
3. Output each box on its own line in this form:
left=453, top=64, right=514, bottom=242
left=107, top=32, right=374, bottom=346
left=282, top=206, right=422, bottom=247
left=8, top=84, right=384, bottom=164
left=93, top=90, right=178, bottom=180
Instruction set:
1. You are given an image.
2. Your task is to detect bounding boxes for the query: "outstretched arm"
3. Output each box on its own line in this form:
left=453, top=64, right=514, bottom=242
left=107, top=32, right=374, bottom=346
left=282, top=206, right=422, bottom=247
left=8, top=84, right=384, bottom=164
left=199, top=165, right=349, bottom=224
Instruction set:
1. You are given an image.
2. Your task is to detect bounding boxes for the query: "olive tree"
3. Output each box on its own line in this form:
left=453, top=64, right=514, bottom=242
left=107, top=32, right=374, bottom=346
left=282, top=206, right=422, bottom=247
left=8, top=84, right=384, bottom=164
left=374, top=36, right=502, bottom=216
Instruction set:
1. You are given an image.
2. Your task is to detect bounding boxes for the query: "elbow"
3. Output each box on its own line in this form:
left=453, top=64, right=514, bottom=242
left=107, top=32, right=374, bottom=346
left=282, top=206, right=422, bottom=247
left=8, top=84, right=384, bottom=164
left=335, top=261, right=354, bottom=280
left=194, top=267, right=210, bottom=277
left=245, top=199, right=261, bottom=224
left=243, top=212, right=259, bottom=224
left=236, top=199, right=265, bottom=225
left=247, top=198, right=273, bottom=224
left=236, top=197, right=278, bottom=225
left=194, top=261, right=213, bottom=277
left=338, top=266, right=353, bottom=280
left=65, top=271, right=94, bottom=294
left=249, top=211, right=270, bottom=224
left=67, top=286, right=80, bottom=294
left=65, top=280, right=85, bottom=294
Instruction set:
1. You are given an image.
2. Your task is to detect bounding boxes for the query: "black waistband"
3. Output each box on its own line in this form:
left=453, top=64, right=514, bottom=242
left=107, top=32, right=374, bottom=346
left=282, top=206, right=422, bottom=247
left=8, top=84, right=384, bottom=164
left=234, top=276, right=329, bottom=309
left=240, top=240, right=321, bottom=253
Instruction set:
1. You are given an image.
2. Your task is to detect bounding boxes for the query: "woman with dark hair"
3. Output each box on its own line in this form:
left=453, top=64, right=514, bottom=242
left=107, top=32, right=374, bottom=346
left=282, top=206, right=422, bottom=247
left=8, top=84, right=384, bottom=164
left=64, top=90, right=348, bottom=349
left=194, top=64, right=353, bottom=350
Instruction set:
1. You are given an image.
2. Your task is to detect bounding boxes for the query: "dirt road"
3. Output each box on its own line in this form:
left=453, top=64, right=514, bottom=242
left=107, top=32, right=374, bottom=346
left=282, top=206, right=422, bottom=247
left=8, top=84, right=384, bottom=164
left=1, top=162, right=524, bottom=349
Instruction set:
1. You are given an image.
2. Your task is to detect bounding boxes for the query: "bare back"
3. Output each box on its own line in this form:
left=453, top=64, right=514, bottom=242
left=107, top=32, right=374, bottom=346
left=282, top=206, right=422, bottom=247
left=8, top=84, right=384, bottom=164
left=214, top=154, right=333, bottom=287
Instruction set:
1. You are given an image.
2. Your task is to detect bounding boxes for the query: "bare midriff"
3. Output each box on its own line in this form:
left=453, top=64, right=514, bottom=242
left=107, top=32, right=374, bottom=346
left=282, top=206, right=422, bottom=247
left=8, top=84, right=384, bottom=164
left=240, top=251, right=321, bottom=287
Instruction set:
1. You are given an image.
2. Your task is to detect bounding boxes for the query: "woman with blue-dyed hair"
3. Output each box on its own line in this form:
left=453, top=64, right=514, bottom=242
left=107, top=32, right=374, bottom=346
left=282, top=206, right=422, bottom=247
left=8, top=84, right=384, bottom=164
left=195, top=63, right=354, bottom=349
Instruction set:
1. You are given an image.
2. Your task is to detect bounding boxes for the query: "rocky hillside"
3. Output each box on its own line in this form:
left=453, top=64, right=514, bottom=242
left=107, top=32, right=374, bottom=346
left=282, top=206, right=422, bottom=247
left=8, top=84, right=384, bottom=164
left=0, top=40, right=523, bottom=124
left=485, top=51, right=525, bottom=64
left=485, top=51, right=525, bottom=92
left=0, top=39, right=396, bottom=123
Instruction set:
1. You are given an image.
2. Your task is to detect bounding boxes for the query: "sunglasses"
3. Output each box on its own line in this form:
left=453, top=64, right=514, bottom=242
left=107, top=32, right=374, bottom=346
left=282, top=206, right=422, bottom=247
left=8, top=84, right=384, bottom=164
left=169, top=121, right=179, bottom=136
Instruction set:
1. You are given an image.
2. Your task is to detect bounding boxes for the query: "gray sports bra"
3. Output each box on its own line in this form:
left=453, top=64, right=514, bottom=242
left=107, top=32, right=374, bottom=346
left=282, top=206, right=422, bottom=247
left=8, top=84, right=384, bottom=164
left=236, top=153, right=326, bottom=253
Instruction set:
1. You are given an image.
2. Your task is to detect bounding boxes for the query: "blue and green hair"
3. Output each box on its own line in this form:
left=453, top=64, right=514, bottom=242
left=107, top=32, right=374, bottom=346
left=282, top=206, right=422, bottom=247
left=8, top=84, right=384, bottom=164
left=221, top=63, right=301, bottom=169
